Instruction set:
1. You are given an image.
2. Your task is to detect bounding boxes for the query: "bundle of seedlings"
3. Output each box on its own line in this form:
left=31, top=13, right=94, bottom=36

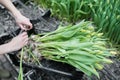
left=25, top=20, right=112, bottom=78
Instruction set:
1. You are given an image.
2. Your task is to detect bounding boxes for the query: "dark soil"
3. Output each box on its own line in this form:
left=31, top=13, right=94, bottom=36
left=0, top=1, right=120, bottom=80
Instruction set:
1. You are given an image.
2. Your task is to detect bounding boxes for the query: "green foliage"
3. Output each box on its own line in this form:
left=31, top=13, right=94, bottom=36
left=90, top=0, right=120, bottom=45
left=32, top=21, right=112, bottom=78
left=34, top=0, right=51, bottom=8
left=34, top=0, right=95, bottom=23
left=34, top=0, right=120, bottom=45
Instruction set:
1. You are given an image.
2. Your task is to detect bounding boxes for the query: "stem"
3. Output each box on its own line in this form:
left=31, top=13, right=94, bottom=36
left=27, top=48, right=42, bottom=66
left=18, top=48, right=24, bottom=80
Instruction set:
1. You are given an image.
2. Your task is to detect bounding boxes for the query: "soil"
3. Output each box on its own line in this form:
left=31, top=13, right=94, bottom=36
left=0, top=1, right=120, bottom=80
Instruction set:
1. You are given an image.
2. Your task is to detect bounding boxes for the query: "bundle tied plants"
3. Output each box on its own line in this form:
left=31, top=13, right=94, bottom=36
left=18, top=20, right=112, bottom=79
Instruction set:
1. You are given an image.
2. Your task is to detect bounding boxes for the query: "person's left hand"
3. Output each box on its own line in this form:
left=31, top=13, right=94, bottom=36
left=15, top=14, right=32, bottom=30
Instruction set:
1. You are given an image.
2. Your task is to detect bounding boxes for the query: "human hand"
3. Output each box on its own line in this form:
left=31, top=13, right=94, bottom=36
left=15, top=14, right=32, bottom=30
left=8, top=32, right=28, bottom=51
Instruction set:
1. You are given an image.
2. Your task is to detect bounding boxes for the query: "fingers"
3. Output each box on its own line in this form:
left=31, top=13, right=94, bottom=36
left=18, top=20, right=33, bottom=30
left=20, top=32, right=27, bottom=36
left=15, top=14, right=33, bottom=30
left=24, top=38, right=29, bottom=45
left=18, top=24, right=27, bottom=30
left=26, top=20, right=32, bottom=29
left=19, top=32, right=29, bottom=42
left=19, top=32, right=29, bottom=45
left=21, top=32, right=29, bottom=43
left=24, top=18, right=32, bottom=29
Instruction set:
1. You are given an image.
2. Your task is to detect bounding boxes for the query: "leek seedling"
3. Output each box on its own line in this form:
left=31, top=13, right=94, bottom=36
left=30, top=21, right=113, bottom=78
left=18, top=48, right=24, bottom=80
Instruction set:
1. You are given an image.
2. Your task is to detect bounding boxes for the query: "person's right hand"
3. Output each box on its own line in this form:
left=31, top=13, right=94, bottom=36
left=8, top=32, right=28, bottom=51
left=15, top=14, right=32, bottom=30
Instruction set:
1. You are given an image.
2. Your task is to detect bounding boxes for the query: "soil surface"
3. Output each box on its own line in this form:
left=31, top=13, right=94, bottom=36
left=0, top=1, right=120, bottom=80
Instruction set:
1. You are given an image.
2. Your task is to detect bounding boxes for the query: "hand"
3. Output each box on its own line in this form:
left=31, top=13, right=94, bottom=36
left=8, top=32, right=28, bottom=51
left=0, top=0, right=32, bottom=30
left=15, top=14, right=32, bottom=30
left=0, top=32, right=28, bottom=54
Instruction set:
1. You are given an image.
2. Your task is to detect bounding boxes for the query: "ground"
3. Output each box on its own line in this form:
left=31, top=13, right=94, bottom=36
left=0, top=1, right=120, bottom=80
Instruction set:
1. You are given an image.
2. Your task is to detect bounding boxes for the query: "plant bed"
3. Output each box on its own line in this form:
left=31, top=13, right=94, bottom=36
left=0, top=1, right=120, bottom=80
left=0, top=5, right=84, bottom=79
